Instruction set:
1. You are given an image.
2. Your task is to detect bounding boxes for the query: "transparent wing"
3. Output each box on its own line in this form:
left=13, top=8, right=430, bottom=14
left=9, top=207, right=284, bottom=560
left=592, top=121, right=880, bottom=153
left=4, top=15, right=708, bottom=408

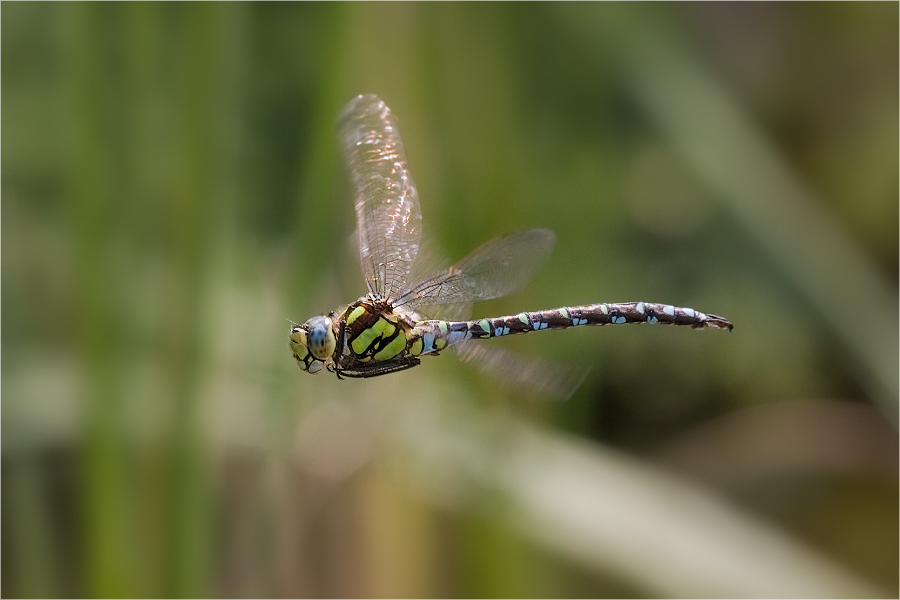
left=394, top=229, right=556, bottom=313
left=453, top=342, right=590, bottom=401
left=338, top=95, right=422, bottom=300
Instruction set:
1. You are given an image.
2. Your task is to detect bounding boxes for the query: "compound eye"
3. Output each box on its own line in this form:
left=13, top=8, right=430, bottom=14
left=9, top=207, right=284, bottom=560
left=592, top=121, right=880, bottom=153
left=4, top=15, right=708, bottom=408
left=305, top=316, right=336, bottom=360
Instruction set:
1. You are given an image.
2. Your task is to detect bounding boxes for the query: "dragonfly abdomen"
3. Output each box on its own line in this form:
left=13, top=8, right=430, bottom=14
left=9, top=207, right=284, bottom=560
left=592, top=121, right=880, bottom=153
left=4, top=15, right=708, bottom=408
left=409, top=302, right=732, bottom=355
left=558, top=302, right=734, bottom=330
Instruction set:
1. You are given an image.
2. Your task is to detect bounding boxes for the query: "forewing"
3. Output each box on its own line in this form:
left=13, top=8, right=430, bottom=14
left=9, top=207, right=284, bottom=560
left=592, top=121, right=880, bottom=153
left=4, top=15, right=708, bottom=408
left=395, top=229, right=555, bottom=312
left=339, top=95, right=422, bottom=300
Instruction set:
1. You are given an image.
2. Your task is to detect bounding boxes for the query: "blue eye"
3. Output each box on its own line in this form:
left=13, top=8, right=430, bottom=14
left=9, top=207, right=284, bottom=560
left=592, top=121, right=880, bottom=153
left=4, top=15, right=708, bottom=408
left=304, top=316, right=336, bottom=360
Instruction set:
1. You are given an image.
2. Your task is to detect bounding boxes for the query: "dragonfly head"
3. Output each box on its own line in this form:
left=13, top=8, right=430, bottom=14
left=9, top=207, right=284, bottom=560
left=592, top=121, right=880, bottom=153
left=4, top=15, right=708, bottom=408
left=289, top=315, right=336, bottom=374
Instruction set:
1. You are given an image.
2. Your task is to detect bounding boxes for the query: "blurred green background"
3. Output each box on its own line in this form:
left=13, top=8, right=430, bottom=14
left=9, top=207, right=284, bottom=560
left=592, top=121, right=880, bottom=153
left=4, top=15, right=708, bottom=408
left=3, top=2, right=897, bottom=598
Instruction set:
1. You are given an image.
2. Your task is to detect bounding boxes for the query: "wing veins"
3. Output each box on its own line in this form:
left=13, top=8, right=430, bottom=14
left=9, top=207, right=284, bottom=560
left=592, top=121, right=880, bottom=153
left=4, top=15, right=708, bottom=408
left=396, top=229, right=556, bottom=312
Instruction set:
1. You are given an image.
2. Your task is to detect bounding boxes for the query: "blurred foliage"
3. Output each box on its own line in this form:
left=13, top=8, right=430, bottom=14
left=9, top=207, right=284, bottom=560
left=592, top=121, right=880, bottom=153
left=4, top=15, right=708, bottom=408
left=2, top=2, right=897, bottom=598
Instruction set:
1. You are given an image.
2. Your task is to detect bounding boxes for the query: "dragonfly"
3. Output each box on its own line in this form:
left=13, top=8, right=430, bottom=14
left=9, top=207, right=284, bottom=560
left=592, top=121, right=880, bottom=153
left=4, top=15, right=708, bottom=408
left=289, top=94, right=732, bottom=383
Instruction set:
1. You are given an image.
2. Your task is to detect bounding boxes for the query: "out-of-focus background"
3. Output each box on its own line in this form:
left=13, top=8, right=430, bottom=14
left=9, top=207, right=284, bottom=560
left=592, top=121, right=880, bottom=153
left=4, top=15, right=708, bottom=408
left=3, top=3, right=897, bottom=598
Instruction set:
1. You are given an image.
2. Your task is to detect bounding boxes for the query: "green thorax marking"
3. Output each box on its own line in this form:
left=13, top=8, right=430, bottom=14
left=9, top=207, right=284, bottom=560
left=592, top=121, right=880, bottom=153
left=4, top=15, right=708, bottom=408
left=342, top=299, right=412, bottom=361
left=346, top=305, right=367, bottom=326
